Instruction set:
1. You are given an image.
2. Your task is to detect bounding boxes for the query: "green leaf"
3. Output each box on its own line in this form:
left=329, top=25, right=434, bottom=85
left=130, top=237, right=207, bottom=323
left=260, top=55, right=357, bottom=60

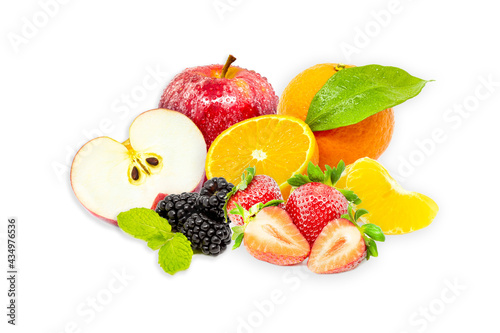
left=231, top=222, right=246, bottom=249
left=243, top=167, right=256, bottom=186
left=365, top=236, right=372, bottom=260
left=262, top=200, right=285, bottom=208
left=366, top=238, right=379, bottom=259
left=158, top=233, right=193, bottom=275
left=224, top=166, right=255, bottom=222
left=331, top=160, right=345, bottom=186
left=147, top=233, right=171, bottom=250
left=347, top=204, right=354, bottom=222
left=363, top=224, right=386, bottom=242
left=232, top=233, right=244, bottom=250
left=235, top=203, right=245, bottom=217
left=249, top=202, right=264, bottom=216
left=305, top=65, right=432, bottom=131
left=287, top=174, right=311, bottom=187
left=229, top=208, right=241, bottom=215
left=354, top=208, right=369, bottom=222
left=231, top=226, right=245, bottom=239
left=341, top=213, right=350, bottom=220
left=117, top=208, right=172, bottom=243
left=307, top=162, right=325, bottom=182
left=236, top=166, right=256, bottom=192
left=324, top=165, right=334, bottom=186
left=338, top=189, right=361, bottom=205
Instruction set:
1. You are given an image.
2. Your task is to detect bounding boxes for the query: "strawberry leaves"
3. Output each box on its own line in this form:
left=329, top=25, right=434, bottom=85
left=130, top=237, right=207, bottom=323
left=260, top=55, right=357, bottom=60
left=223, top=166, right=256, bottom=222
left=337, top=189, right=361, bottom=205
left=288, top=161, right=345, bottom=187
left=342, top=205, right=385, bottom=260
left=287, top=161, right=360, bottom=204
left=307, top=162, right=325, bottom=182
left=230, top=200, right=284, bottom=250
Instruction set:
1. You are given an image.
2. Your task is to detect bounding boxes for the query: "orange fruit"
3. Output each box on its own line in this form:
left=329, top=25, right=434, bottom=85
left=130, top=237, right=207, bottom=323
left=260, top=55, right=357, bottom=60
left=206, top=115, right=319, bottom=200
left=336, top=158, right=438, bottom=235
left=278, top=63, right=394, bottom=168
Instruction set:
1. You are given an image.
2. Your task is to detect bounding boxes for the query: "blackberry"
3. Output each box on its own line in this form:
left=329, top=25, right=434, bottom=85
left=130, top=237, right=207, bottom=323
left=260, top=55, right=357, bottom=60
left=198, top=177, right=235, bottom=221
left=155, top=192, right=198, bottom=232
left=155, top=177, right=234, bottom=256
left=179, top=213, right=232, bottom=256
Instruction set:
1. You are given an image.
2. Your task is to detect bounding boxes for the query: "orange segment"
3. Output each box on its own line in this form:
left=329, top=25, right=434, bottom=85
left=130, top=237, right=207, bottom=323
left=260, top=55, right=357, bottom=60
left=206, top=115, right=318, bottom=199
left=336, top=158, right=438, bottom=235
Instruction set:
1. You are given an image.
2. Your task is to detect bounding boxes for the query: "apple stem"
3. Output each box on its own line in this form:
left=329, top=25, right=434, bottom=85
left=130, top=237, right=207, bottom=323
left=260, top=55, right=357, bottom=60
left=220, top=54, right=236, bottom=78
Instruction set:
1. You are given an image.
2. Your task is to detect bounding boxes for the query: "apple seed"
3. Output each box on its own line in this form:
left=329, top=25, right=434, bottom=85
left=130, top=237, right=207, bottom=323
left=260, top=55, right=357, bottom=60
left=146, top=157, right=159, bottom=166
left=131, top=166, right=139, bottom=180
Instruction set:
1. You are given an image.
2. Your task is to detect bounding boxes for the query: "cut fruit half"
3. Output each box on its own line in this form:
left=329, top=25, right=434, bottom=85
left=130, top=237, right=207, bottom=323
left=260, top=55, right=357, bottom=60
left=206, top=115, right=319, bottom=199
left=244, top=206, right=310, bottom=266
left=308, top=218, right=366, bottom=274
left=71, top=109, right=206, bottom=225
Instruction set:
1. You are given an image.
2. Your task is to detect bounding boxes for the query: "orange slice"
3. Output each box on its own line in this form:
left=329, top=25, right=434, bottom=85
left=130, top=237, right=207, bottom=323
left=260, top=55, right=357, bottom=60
left=206, top=115, right=318, bottom=199
left=336, top=157, right=438, bottom=235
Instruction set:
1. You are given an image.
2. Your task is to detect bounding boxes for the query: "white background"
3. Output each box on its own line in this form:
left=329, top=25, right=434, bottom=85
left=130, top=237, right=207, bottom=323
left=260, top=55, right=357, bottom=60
left=2, top=0, right=500, bottom=332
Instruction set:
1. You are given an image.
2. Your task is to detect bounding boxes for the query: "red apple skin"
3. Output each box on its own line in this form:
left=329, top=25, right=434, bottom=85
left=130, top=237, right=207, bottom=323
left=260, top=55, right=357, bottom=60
left=159, top=64, right=278, bottom=149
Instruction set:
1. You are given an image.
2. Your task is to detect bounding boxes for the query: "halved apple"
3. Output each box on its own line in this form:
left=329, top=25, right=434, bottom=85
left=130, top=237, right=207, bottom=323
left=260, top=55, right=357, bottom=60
left=71, top=109, right=207, bottom=225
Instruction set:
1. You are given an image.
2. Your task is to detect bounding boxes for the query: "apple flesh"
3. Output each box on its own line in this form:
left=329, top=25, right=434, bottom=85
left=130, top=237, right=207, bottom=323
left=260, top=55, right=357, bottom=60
left=70, top=109, right=206, bottom=225
left=159, top=55, right=278, bottom=149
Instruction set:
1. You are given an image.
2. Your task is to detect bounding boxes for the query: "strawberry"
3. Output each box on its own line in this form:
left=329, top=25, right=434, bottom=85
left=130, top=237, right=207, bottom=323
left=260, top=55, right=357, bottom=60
left=231, top=202, right=310, bottom=266
left=225, top=167, right=284, bottom=226
left=308, top=219, right=365, bottom=273
left=285, top=161, right=361, bottom=245
left=308, top=206, right=385, bottom=274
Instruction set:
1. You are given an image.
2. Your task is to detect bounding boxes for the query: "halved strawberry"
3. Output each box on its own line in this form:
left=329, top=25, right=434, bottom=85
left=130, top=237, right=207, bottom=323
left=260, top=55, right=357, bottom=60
left=307, top=218, right=366, bottom=274
left=245, top=206, right=310, bottom=265
left=232, top=204, right=310, bottom=266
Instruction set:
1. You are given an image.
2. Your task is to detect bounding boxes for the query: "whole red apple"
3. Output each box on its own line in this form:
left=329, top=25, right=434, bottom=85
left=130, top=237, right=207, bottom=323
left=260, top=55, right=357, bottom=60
left=159, top=55, right=278, bottom=149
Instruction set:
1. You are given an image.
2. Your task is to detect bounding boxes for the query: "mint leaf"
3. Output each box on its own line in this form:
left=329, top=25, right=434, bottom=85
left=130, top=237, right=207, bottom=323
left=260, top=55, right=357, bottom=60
left=158, top=233, right=193, bottom=275
left=305, top=65, right=432, bottom=131
left=147, top=233, right=171, bottom=250
left=118, top=208, right=194, bottom=275
left=117, top=208, right=172, bottom=242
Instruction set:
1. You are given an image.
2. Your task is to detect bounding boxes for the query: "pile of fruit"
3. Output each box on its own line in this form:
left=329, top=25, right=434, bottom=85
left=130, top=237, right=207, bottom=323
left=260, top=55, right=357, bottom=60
left=70, top=55, right=438, bottom=275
